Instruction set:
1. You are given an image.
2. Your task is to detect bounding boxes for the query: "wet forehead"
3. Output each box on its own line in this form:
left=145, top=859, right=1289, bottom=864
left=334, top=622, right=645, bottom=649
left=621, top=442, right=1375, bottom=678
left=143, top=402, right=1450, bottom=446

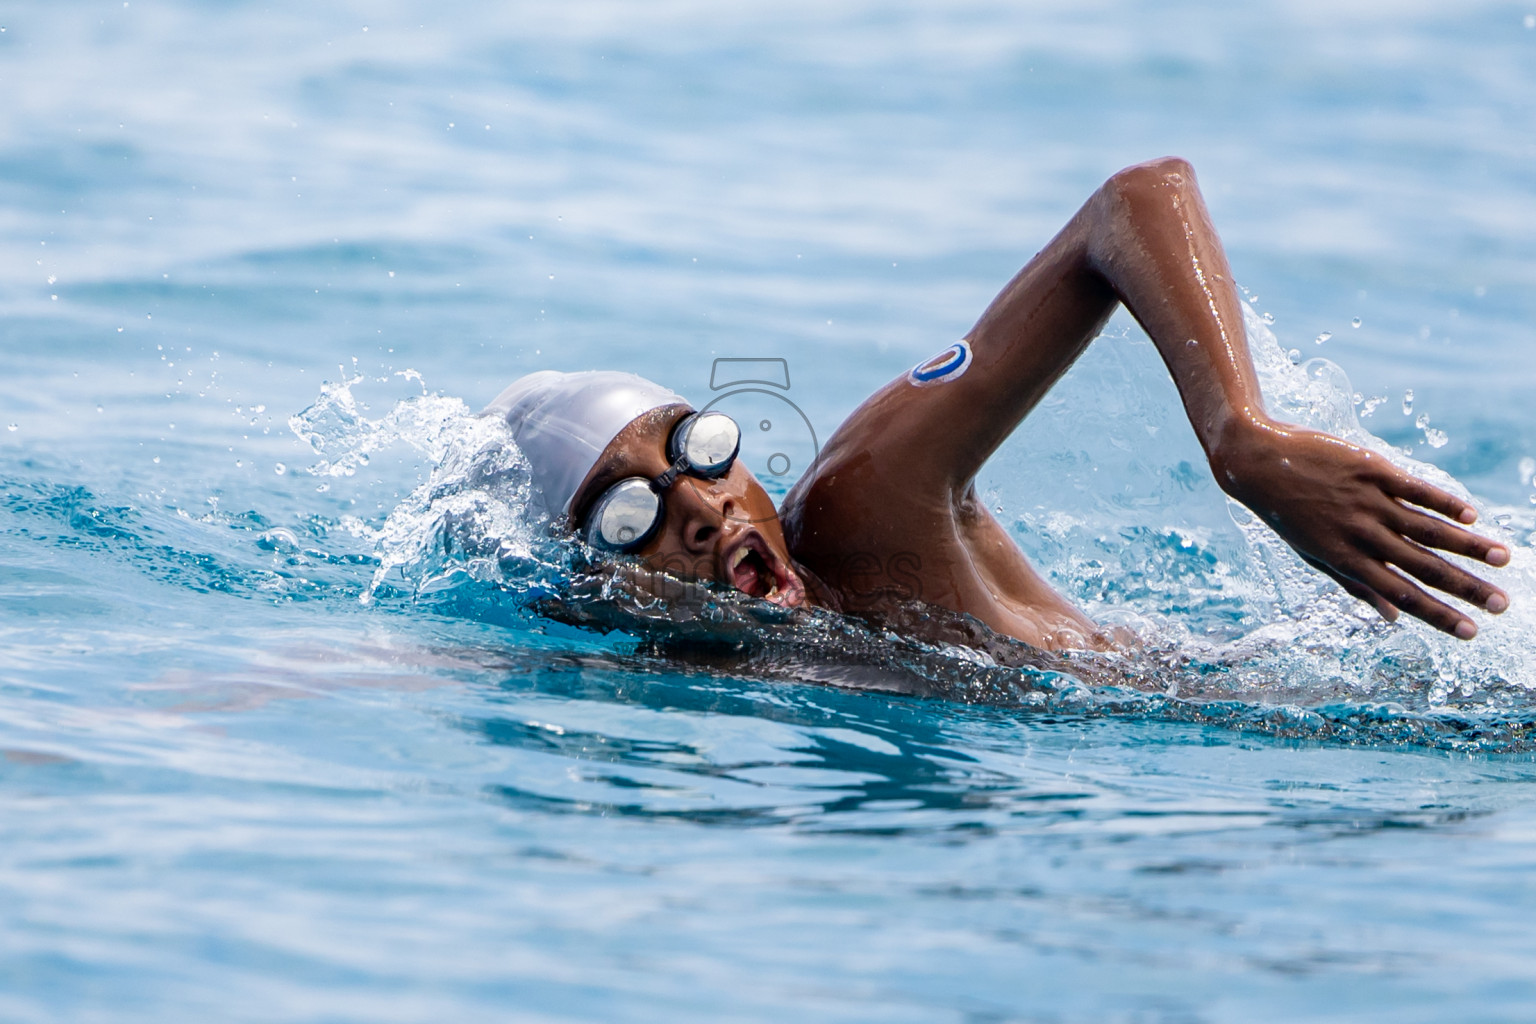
left=570, top=404, right=693, bottom=518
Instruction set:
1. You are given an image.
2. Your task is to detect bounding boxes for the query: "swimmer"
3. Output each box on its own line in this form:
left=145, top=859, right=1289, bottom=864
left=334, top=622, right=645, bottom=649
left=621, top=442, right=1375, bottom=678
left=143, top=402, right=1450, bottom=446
left=487, top=157, right=1510, bottom=650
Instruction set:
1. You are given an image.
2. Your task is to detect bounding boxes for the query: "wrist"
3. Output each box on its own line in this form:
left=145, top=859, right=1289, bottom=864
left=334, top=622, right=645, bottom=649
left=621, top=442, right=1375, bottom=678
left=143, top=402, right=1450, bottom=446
left=1207, top=409, right=1278, bottom=497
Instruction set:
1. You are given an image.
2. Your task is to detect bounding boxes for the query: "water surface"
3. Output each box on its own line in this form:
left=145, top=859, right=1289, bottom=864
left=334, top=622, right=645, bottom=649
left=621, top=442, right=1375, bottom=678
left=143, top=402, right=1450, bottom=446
left=4, top=2, right=1536, bottom=1020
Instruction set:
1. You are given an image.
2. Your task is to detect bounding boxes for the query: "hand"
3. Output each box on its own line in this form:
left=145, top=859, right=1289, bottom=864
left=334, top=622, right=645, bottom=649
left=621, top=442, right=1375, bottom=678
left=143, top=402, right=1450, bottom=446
left=1211, top=418, right=1510, bottom=639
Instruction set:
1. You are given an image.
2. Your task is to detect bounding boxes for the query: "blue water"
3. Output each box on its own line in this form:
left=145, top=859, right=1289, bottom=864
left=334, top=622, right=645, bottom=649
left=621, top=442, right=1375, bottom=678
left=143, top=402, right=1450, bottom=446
left=6, top=2, right=1536, bottom=1020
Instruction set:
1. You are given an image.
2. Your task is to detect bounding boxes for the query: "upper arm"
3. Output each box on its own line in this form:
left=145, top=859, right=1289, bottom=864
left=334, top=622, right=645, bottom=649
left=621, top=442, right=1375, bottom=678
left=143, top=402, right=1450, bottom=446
left=798, top=156, right=1243, bottom=508
left=808, top=197, right=1121, bottom=504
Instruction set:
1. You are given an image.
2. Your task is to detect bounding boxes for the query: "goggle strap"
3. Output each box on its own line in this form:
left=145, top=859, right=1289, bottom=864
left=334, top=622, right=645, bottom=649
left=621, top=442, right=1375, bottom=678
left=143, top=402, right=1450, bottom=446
left=649, top=450, right=693, bottom=493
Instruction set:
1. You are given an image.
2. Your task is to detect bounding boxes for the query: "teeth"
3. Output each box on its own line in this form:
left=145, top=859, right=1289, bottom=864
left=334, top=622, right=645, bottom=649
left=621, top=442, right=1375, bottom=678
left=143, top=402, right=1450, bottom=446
left=730, top=546, right=750, bottom=570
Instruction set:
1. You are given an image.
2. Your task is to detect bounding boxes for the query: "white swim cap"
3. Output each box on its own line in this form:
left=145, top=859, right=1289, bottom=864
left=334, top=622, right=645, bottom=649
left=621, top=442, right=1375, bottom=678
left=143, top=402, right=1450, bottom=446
left=484, top=370, right=687, bottom=518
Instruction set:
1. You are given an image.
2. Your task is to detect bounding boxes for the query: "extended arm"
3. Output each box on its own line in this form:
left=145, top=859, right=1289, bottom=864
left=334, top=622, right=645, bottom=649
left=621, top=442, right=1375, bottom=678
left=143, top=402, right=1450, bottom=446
left=807, top=157, right=1508, bottom=637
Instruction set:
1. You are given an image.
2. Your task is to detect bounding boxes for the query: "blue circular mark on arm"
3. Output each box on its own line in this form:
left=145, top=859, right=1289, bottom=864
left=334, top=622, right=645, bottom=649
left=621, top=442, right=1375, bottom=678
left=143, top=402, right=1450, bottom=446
left=908, top=341, right=973, bottom=387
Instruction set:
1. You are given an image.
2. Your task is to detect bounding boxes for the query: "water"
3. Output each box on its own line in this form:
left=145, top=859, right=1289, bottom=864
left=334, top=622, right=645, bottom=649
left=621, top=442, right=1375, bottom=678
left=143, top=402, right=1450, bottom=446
left=4, top=1, right=1536, bottom=1020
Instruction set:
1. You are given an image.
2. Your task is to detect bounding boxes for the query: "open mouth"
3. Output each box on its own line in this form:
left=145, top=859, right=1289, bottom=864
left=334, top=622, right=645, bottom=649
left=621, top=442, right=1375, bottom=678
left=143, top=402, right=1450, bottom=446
left=723, top=532, right=805, bottom=608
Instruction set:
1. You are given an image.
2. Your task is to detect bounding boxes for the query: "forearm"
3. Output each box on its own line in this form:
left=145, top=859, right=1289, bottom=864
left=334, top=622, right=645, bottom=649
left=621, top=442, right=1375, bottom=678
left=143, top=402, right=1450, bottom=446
left=1080, top=157, right=1274, bottom=464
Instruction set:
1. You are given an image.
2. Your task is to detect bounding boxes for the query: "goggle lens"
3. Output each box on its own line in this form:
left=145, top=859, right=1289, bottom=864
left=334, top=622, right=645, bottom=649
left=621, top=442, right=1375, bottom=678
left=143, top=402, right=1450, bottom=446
left=669, top=411, right=740, bottom=477
left=583, top=411, right=743, bottom=553
left=588, top=478, right=662, bottom=550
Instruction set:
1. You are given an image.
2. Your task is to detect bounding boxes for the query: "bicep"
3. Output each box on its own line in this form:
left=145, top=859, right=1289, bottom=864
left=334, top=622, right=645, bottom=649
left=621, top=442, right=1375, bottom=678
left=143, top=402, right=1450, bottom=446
left=826, top=218, right=1119, bottom=498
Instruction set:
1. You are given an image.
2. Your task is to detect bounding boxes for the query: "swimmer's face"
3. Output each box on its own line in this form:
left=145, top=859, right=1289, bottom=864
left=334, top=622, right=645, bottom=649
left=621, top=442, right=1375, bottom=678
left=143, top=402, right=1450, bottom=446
left=570, top=405, right=807, bottom=608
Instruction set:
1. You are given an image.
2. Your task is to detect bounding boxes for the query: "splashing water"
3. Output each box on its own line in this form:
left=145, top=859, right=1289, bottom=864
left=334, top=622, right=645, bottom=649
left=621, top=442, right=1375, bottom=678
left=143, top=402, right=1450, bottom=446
left=289, top=374, right=564, bottom=606
left=1115, top=308, right=1536, bottom=727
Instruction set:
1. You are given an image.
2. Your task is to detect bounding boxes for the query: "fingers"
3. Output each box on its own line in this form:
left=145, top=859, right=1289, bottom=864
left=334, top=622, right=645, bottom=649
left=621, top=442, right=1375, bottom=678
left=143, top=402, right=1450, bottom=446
left=1300, top=553, right=1399, bottom=621
left=1339, top=577, right=1399, bottom=622
left=1384, top=471, right=1478, bottom=525
left=1352, top=559, right=1480, bottom=639
left=1305, top=522, right=1507, bottom=639
left=1391, top=504, right=1510, bottom=568
left=1376, top=534, right=1509, bottom=615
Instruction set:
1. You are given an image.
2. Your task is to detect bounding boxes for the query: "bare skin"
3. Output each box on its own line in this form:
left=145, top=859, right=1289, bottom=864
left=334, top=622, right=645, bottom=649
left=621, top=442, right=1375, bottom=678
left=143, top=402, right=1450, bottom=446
left=569, top=404, right=815, bottom=611
left=568, top=157, right=1510, bottom=650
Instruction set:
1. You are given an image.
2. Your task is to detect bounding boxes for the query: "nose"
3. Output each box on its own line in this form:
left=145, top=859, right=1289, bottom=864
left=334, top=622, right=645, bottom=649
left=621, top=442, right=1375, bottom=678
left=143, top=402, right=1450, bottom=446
left=676, top=484, right=737, bottom=554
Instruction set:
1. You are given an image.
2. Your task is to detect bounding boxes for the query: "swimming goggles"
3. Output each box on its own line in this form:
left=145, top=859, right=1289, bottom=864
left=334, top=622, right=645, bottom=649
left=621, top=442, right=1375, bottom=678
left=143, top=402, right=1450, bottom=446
left=580, top=410, right=742, bottom=553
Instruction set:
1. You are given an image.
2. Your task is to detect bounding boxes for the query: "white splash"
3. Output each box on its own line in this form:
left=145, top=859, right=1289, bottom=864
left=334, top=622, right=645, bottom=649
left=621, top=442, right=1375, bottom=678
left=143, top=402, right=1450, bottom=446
left=1195, top=307, right=1536, bottom=702
left=289, top=374, right=554, bottom=602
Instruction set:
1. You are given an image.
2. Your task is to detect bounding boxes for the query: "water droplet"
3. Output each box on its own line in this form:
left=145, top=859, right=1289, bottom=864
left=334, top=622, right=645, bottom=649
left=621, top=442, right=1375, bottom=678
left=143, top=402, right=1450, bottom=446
left=5, top=423, right=16, bottom=432
left=1287, top=348, right=1301, bottom=364
left=152, top=455, right=160, bottom=463
left=1315, top=331, right=1332, bottom=345
left=257, top=527, right=300, bottom=552
left=1361, top=396, right=1385, bottom=418
left=1351, top=317, right=1362, bottom=328
left=1526, top=13, right=1535, bottom=28
left=1402, top=389, right=1414, bottom=415
left=1519, top=457, right=1535, bottom=486
left=96, top=405, right=103, bottom=414
left=1352, top=391, right=1363, bottom=405
left=1415, top=414, right=1447, bottom=447
left=274, top=463, right=287, bottom=475
left=1261, top=311, right=1275, bottom=324
left=235, top=459, right=243, bottom=468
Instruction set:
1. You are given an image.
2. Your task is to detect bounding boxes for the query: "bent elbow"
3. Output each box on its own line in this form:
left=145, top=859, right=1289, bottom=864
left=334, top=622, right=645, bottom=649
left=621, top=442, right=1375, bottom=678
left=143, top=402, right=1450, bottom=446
left=1100, top=156, right=1197, bottom=202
